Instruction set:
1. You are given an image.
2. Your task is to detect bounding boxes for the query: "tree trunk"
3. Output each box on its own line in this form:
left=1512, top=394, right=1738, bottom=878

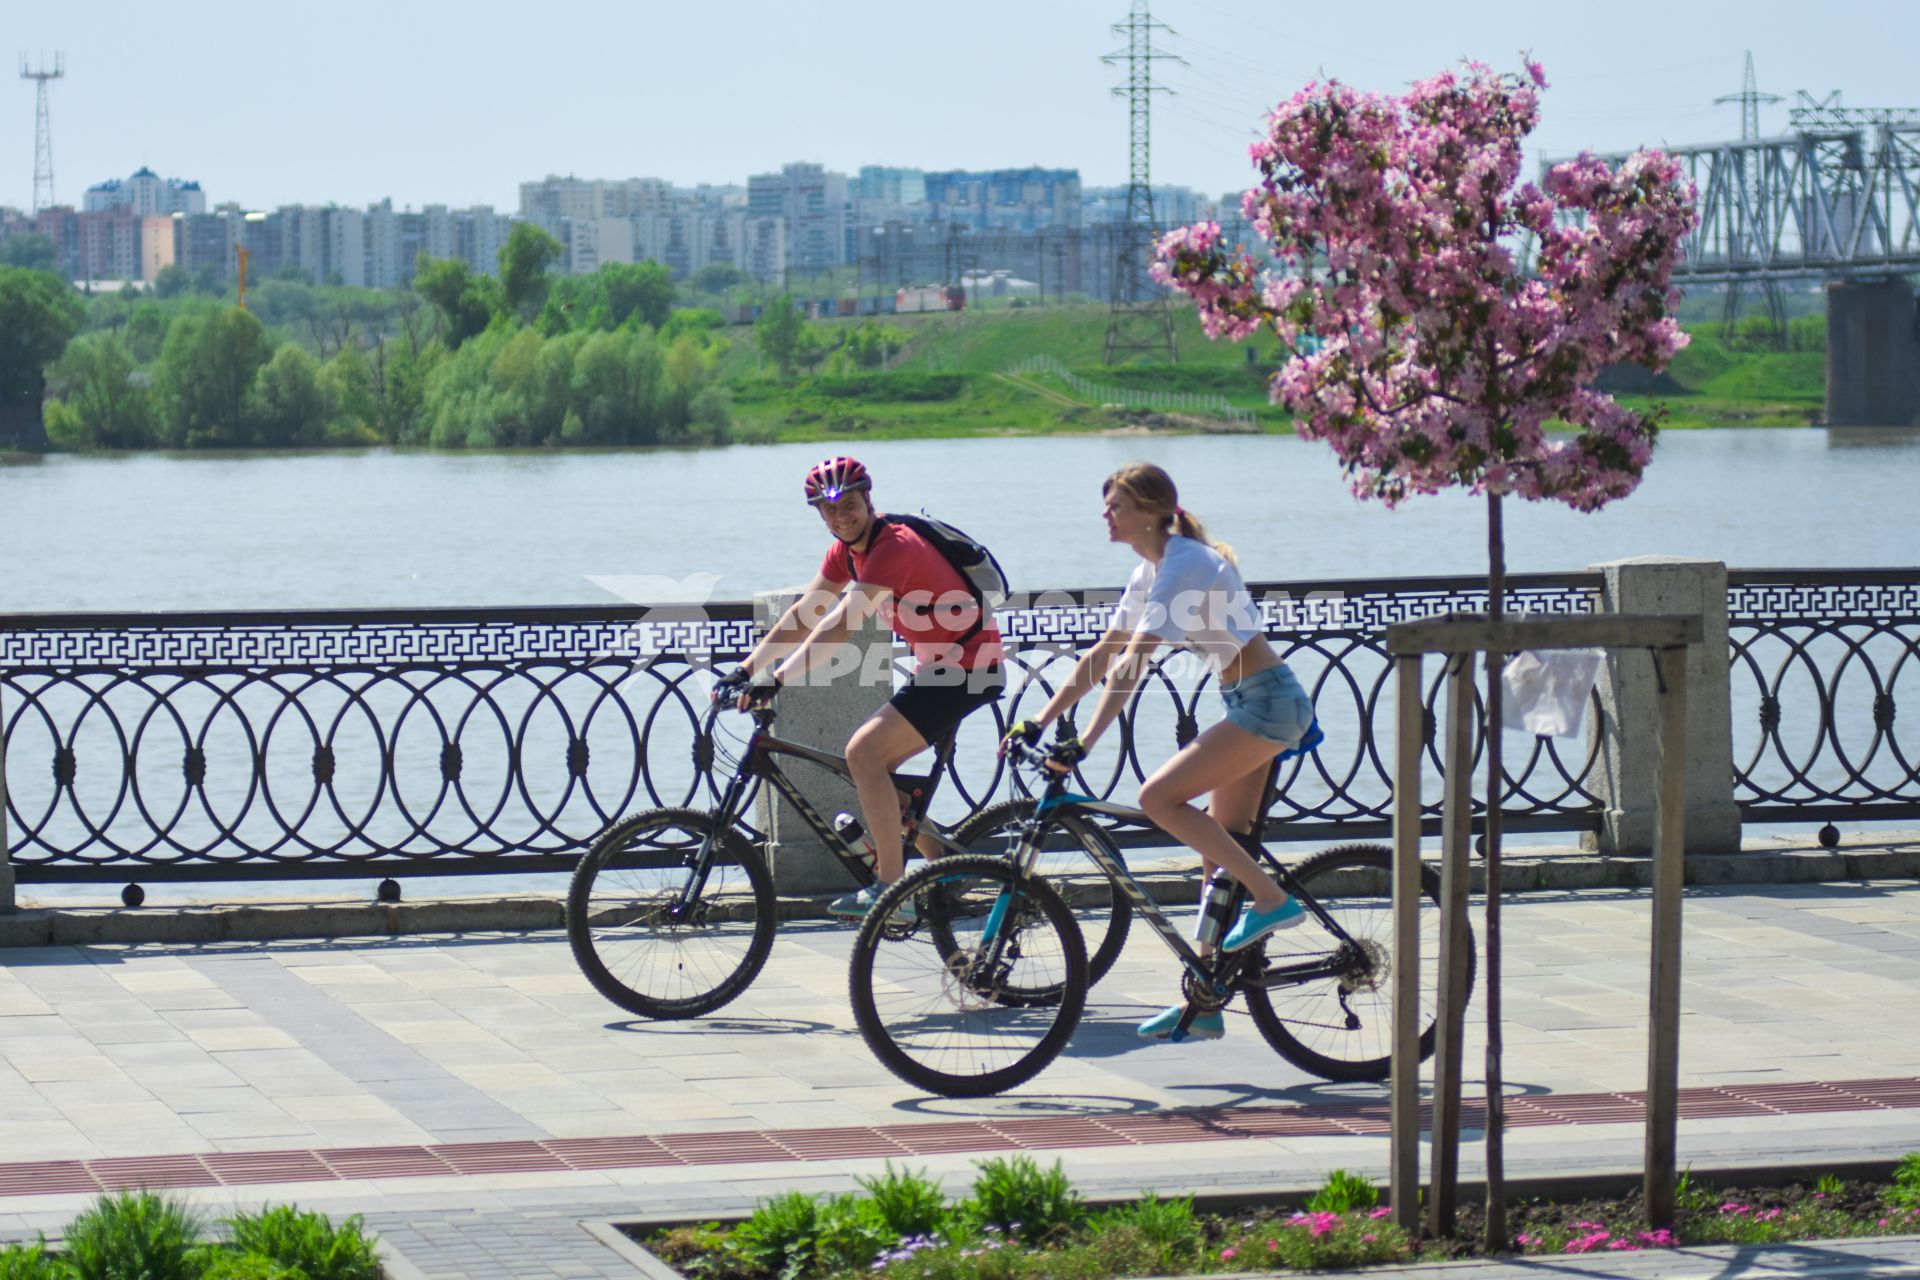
left=1484, top=491, right=1508, bottom=1251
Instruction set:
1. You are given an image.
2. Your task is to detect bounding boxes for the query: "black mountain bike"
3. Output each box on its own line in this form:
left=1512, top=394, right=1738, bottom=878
left=846, top=733, right=1475, bottom=1097
left=566, top=698, right=1132, bottom=1019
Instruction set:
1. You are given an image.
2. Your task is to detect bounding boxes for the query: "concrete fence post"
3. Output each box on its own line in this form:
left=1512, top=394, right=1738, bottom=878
left=751, top=590, right=894, bottom=895
left=1585, top=556, right=1742, bottom=855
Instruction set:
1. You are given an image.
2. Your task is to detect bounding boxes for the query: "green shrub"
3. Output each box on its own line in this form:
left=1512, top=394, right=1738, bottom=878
left=804, top=372, right=964, bottom=402
left=1306, top=1168, right=1381, bottom=1215
left=1087, top=1193, right=1199, bottom=1271
left=962, top=1156, right=1084, bottom=1239
left=224, top=1204, right=381, bottom=1280
left=0, top=1239, right=64, bottom=1280
left=197, top=1252, right=303, bottom=1280
left=855, top=1163, right=950, bottom=1240
left=808, top=1194, right=892, bottom=1275
left=1892, top=1152, right=1920, bottom=1208
left=727, top=1190, right=823, bottom=1279
left=60, top=1190, right=207, bottom=1280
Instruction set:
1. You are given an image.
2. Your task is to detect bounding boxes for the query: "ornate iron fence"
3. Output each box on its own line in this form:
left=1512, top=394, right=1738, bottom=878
left=1728, top=568, right=1920, bottom=828
left=1, top=575, right=1608, bottom=888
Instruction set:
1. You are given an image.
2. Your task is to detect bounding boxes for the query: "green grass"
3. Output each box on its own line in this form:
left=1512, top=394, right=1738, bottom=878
left=712, top=305, right=1827, bottom=443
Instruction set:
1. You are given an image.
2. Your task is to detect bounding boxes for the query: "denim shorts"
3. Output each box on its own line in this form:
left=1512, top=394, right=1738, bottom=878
left=1220, top=663, right=1314, bottom=748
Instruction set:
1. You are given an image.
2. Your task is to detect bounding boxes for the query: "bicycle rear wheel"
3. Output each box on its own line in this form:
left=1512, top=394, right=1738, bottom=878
left=1243, top=843, right=1472, bottom=1082
left=567, top=807, right=776, bottom=1020
left=849, top=854, right=1087, bottom=1098
left=950, top=800, right=1131, bottom=989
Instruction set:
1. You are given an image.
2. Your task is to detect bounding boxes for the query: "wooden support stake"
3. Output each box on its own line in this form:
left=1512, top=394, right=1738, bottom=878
left=1428, top=654, right=1475, bottom=1236
left=1390, top=654, right=1425, bottom=1234
left=1645, top=645, right=1689, bottom=1228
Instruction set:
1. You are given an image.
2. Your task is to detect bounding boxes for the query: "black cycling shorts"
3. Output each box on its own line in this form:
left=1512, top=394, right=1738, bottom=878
left=889, top=662, right=1005, bottom=746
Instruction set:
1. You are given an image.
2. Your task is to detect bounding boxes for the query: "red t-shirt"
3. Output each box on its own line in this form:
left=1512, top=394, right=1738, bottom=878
left=819, top=518, right=1003, bottom=671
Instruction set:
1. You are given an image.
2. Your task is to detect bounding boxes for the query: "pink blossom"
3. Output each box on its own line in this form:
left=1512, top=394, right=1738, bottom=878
left=1369, top=1207, right=1393, bottom=1219
left=1151, top=59, right=1695, bottom=517
left=1265, top=1239, right=1279, bottom=1251
left=1565, top=1231, right=1611, bottom=1254
left=1721, top=1203, right=1750, bottom=1215
left=1363, top=1234, right=1377, bottom=1243
left=1757, top=1208, right=1782, bottom=1222
left=1307, top=1211, right=1342, bottom=1239
left=1637, top=1229, right=1677, bottom=1247
left=1221, top=1246, right=1239, bottom=1260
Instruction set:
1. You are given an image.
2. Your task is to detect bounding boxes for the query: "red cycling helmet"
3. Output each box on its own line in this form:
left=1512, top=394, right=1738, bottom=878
left=803, top=456, right=871, bottom=505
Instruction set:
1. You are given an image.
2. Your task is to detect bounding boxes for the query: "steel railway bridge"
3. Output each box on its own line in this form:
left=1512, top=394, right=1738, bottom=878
left=1573, top=94, right=1920, bottom=426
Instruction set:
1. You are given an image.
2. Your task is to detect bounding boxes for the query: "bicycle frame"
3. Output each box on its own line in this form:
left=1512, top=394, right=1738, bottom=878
left=997, top=747, right=1363, bottom=996
left=684, top=704, right=971, bottom=908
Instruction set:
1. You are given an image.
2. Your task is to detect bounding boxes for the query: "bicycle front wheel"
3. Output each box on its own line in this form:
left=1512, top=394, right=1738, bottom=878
left=567, top=807, right=776, bottom=1020
left=951, top=800, right=1131, bottom=989
left=849, top=854, right=1087, bottom=1098
left=1243, top=843, right=1473, bottom=1083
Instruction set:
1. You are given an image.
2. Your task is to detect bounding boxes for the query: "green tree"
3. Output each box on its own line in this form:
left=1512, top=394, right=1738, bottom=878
left=153, top=307, right=274, bottom=447
left=687, top=263, right=748, bottom=296
left=46, top=332, right=154, bottom=447
left=122, top=301, right=175, bottom=363
left=755, top=294, right=805, bottom=376
left=602, top=260, right=675, bottom=329
left=413, top=258, right=499, bottom=348
left=247, top=344, right=330, bottom=446
left=498, top=222, right=563, bottom=322
left=0, top=266, right=84, bottom=447
left=0, top=231, right=59, bottom=273
left=536, top=260, right=676, bottom=335
left=152, top=264, right=191, bottom=299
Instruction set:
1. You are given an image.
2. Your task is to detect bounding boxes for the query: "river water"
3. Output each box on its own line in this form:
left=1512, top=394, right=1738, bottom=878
left=6, top=428, right=1920, bottom=615
left=5, top=428, right=1918, bottom=906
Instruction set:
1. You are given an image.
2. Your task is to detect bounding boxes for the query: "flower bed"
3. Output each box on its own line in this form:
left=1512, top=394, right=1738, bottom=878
left=639, top=1153, right=1920, bottom=1278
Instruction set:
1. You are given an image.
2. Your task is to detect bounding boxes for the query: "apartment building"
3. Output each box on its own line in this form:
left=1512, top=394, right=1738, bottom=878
left=747, top=162, right=850, bottom=274
left=84, top=166, right=207, bottom=217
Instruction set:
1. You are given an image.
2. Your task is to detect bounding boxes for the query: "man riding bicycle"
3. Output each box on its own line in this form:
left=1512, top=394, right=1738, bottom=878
left=715, top=456, right=1006, bottom=916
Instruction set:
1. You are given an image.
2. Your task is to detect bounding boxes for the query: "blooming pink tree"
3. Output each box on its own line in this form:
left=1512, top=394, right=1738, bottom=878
left=1154, top=60, right=1697, bottom=1246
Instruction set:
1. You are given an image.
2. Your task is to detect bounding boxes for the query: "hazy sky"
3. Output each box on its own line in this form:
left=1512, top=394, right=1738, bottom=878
left=8, top=0, right=1916, bottom=215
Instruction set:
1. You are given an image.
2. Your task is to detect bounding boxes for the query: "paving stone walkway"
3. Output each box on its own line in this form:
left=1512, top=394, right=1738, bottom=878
left=3, top=877, right=1920, bottom=1276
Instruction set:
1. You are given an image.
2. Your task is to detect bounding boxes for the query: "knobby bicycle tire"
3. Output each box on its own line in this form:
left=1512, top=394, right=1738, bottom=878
left=849, top=854, right=1088, bottom=1098
left=567, top=807, right=777, bottom=1020
left=1243, top=842, right=1474, bottom=1082
left=950, top=800, right=1131, bottom=989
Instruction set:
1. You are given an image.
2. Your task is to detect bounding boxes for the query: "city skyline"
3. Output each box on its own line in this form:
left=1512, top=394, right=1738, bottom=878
left=8, top=0, right=1918, bottom=216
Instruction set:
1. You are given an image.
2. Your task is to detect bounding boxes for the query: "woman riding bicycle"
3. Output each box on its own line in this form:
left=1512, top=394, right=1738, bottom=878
left=1004, top=462, right=1316, bottom=1043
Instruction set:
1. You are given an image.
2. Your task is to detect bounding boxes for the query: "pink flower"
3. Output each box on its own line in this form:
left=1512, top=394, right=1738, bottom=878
left=1721, top=1203, right=1750, bottom=1215
left=1221, top=1247, right=1239, bottom=1261
left=1757, top=1208, right=1782, bottom=1222
left=1565, top=1231, right=1611, bottom=1254
left=1515, top=1233, right=1533, bottom=1246
left=1363, top=1233, right=1377, bottom=1243
left=1637, top=1229, right=1677, bottom=1247
left=1879, top=1218, right=1891, bottom=1228
left=1369, top=1207, right=1393, bottom=1219
left=1265, top=1239, right=1279, bottom=1251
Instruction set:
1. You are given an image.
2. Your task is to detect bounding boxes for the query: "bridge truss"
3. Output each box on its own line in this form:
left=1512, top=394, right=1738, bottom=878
left=1575, top=97, right=1920, bottom=284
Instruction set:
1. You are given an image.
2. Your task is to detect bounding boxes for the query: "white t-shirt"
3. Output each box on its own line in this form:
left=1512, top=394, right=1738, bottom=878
left=1110, top=536, right=1262, bottom=677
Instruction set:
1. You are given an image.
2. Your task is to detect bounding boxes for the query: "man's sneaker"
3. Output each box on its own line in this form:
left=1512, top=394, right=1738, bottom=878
left=827, top=884, right=916, bottom=925
left=1136, top=1003, right=1225, bottom=1041
left=1221, top=896, right=1305, bottom=952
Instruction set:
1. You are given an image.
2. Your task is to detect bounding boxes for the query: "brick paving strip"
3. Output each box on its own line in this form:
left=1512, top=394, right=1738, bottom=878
left=5, top=1074, right=1919, bottom=1200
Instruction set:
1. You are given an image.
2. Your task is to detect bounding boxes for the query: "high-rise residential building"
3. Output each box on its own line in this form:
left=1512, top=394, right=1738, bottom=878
left=85, top=166, right=206, bottom=216
left=858, top=166, right=927, bottom=205
left=747, top=163, right=850, bottom=274
left=922, top=167, right=1080, bottom=232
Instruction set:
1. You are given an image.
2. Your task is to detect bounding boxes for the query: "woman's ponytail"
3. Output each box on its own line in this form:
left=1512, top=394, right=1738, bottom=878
left=1172, top=505, right=1237, bottom=568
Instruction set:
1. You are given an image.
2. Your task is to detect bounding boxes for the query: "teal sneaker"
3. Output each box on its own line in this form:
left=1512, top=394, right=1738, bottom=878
left=828, top=884, right=916, bottom=925
left=1221, top=896, right=1305, bottom=952
left=1136, top=1003, right=1225, bottom=1041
